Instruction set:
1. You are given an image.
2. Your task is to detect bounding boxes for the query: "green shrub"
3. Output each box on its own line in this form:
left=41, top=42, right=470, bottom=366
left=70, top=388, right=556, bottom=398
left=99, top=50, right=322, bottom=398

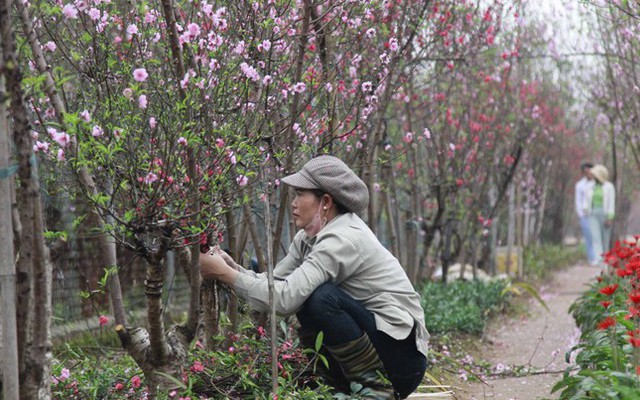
left=553, top=269, right=640, bottom=399
left=523, top=244, right=584, bottom=281
left=551, top=328, right=640, bottom=399
left=419, top=280, right=510, bottom=335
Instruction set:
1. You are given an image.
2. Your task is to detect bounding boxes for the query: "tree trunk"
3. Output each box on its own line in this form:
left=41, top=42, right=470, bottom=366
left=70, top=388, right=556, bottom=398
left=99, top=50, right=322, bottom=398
left=116, top=324, right=190, bottom=397
left=533, top=169, right=550, bottom=247
left=116, top=254, right=194, bottom=398
left=382, top=191, right=399, bottom=258
left=515, top=182, right=523, bottom=254
left=487, top=183, right=499, bottom=276
left=201, top=280, right=220, bottom=349
left=404, top=101, right=420, bottom=281
left=1, top=0, right=53, bottom=395
left=27, top=194, right=53, bottom=400
left=0, top=55, right=20, bottom=400
left=419, top=185, right=445, bottom=281
left=506, top=184, right=515, bottom=276
left=243, top=197, right=267, bottom=272
left=242, top=195, right=270, bottom=332
left=222, top=200, right=239, bottom=344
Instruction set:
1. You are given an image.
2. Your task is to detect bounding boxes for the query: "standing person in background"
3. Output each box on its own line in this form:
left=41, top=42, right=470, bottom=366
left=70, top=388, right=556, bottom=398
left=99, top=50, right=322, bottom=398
left=575, top=162, right=595, bottom=265
left=587, top=164, right=616, bottom=268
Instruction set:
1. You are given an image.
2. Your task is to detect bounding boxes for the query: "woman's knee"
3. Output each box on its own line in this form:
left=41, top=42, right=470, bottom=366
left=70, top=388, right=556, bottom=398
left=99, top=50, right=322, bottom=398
left=303, top=283, right=339, bottom=311
left=296, top=283, right=340, bottom=324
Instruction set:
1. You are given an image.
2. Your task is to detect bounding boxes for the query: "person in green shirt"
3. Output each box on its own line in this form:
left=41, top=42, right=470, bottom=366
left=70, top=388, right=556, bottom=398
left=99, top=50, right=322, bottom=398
left=586, top=164, right=615, bottom=268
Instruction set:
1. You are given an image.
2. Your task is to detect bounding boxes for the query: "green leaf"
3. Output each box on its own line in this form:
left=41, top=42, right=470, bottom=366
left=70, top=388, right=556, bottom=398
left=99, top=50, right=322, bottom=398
left=124, top=209, right=135, bottom=223
left=349, top=382, right=363, bottom=394
left=318, top=353, right=329, bottom=370
left=72, top=214, right=87, bottom=229
left=315, top=331, right=324, bottom=352
left=153, top=371, right=187, bottom=390
left=44, top=230, right=68, bottom=241
left=502, top=281, right=549, bottom=312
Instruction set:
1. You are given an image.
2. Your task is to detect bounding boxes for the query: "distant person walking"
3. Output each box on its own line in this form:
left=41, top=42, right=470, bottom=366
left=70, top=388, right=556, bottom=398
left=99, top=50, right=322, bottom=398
left=575, top=162, right=595, bottom=264
left=586, top=164, right=616, bottom=267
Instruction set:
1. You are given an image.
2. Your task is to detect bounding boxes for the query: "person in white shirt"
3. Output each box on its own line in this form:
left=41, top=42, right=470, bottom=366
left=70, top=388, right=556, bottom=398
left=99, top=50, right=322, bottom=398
left=575, top=162, right=595, bottom=264
left=586, top=164, right=616, bottom=266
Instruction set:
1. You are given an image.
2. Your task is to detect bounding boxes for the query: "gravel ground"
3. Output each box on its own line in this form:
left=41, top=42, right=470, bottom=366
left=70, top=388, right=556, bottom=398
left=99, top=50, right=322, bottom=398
left=453, top=263, right=600, bottom=400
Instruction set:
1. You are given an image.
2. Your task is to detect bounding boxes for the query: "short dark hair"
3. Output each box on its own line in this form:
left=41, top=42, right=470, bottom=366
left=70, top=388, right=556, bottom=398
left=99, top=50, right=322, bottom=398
left=310, top=189, right=349, bottom=214
left=580, top=162, right=593, bottom=171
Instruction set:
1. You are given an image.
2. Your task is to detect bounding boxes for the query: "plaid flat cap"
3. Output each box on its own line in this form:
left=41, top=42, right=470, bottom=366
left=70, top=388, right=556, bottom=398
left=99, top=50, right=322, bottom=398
left=282, top=155, right=369, bottom=213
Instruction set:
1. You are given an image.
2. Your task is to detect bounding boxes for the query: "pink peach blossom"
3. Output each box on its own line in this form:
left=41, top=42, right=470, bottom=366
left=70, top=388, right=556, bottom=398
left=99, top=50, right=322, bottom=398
left=138, top=94, right=148, bottom=109
left=133, top=68, right=148, bottom=82
left=62, top=4, right=78, bottom=18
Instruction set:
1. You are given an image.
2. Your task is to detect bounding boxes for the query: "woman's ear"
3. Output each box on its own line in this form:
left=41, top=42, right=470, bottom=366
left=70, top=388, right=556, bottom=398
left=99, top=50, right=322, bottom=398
left=321, top=194, right=334, bottom=210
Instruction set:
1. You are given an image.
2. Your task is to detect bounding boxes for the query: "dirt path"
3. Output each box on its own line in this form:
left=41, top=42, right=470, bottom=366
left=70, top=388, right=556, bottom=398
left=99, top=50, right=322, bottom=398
left=454, top=263, right=600, bottom=400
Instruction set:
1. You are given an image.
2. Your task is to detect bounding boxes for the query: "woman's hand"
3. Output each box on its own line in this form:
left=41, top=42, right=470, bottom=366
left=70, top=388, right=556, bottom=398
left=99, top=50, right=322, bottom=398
left=199, top=251, right=239, bottom=284
left=213, top=246, right=241, bottom=271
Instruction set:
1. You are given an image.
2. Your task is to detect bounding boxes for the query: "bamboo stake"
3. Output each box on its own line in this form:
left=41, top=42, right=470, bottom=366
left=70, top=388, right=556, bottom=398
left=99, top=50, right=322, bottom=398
left=262, top=166, right=278, bottom=397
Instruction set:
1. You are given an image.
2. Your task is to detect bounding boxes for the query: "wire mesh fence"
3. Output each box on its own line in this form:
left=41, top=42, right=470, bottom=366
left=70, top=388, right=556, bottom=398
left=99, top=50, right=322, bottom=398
left=50, top=234, right=191, bottom=334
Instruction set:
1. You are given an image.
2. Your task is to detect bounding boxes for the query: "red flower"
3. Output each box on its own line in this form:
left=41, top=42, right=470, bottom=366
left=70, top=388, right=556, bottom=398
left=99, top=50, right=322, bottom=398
left=599, top=284, right=619, bottom=296
left=190, top=361, right=204, bottom=373
left=628, top=305, right=640, bottom=319
left=628, top=330, right=640, bottom=348
left=600, top=301, right=612, bottom=309
left=131, top=375, right=141, bottom=389
left=114, top=382, right=124, bottom=391
left=627, top=255, right=640, bottom=272
left=616, top=268, right=632, bottom=278
left=597, top=316, right=616, bottom=330
left=630, top=292, right=640, bottom=304
left=617, top=247, right=634, bottom=260
left=605, top=254, right=619, bottom=267
left=98, top=315, right=108, bottom=326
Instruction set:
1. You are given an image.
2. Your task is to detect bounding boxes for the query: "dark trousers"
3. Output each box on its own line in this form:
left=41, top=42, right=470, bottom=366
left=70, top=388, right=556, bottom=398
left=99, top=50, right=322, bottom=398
left=296, top=283, right=427, bottom=399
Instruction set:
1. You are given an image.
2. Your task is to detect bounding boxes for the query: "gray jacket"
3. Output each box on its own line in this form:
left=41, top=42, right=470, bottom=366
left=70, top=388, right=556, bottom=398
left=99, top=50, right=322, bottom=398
left=234, top=212, right=429, bottom=357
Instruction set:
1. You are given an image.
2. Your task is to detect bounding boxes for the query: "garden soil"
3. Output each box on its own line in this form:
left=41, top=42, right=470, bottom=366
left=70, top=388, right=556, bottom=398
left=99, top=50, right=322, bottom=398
left=453, top=262, right=599, bottom=400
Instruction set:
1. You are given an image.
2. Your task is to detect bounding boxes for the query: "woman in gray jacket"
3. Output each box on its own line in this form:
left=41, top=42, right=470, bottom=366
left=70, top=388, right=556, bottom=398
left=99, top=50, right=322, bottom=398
left=200, top=155, right=429, bottom=399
